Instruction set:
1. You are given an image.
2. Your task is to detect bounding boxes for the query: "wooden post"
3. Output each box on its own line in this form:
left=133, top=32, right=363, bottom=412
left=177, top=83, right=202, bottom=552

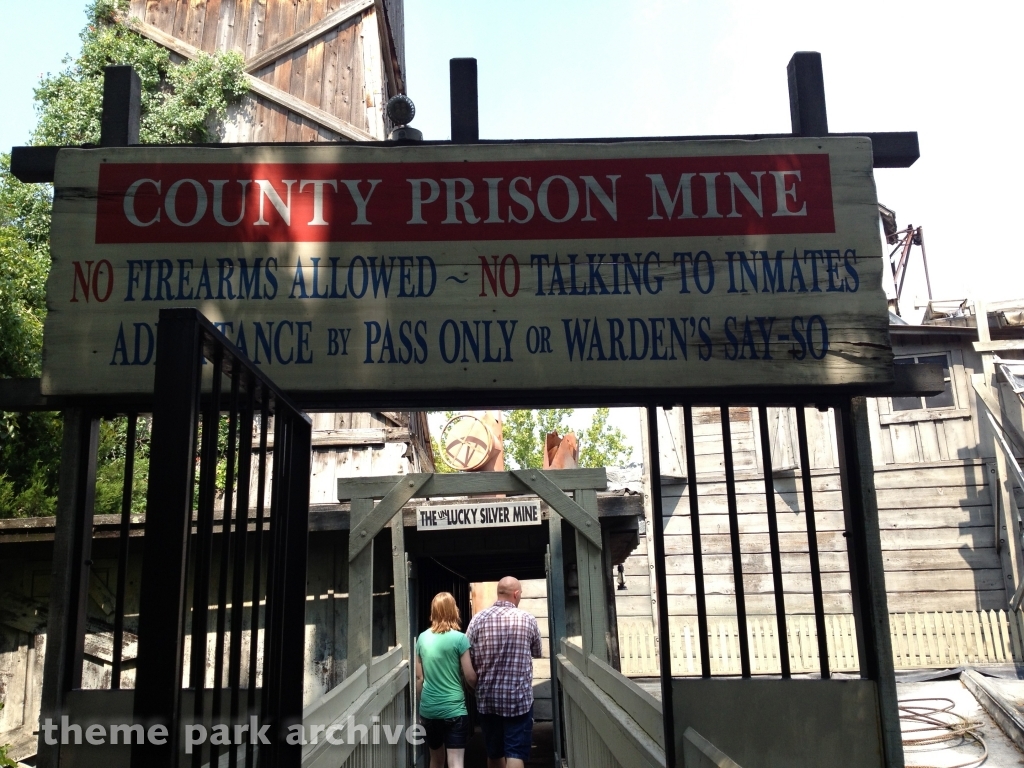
left=100, top=65, right=141, bottom=146
left=348, top=497, right=375, bottom=674
left=449, top=57, right=479, bottom=142
left=787, top=51, right=828, bottom=137
left=548, top=516, right=568, bottom=762
left=36, top=409, right=98, bottom=768
left=976, top=299, right=1024, bottom=602
left=574, top=488, right=608, bottom=662
left=835, top=399, right=904, bottom=768
left=391, top=516, right=411, bottom=660
left=600, top=527, right=622, bottom=670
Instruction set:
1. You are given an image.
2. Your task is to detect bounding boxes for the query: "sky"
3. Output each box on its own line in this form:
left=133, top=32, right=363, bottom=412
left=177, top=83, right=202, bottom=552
left=1, top=0, right=1019, bottom=458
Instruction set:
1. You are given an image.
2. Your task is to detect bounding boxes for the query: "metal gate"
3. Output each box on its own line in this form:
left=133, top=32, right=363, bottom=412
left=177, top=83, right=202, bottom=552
left=130, top=308, right=312, bottom=768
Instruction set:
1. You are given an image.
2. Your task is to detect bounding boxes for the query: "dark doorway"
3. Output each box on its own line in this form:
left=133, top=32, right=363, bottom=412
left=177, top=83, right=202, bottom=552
left=415, top=556, right=472, bottom=636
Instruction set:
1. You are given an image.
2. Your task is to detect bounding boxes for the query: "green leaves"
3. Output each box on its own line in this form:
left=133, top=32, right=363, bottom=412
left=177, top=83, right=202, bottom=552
left=503, top=408, right=629, bottom=470
left=1, top=0, right=247, bottom=518
left=32, top=0, right=249, bottom=147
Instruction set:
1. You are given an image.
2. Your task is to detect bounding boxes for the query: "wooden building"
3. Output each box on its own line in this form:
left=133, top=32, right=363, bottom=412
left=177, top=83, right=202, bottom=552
left=615, top=300, right=1024, bottom=676
left=124, top=0, right=406, bottom=142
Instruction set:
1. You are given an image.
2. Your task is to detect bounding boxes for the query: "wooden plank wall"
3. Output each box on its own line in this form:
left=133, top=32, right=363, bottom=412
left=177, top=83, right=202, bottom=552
left=619, top=608, right=1024, bottom=676
left=128, top=0, right=399, bottom=141
left=873, top=338, right=980, bottom=465
left=615, top=404, right=1004, bottom=640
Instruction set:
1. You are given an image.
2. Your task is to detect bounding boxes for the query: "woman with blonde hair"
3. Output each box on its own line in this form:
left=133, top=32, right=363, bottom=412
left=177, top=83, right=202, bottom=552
left=415, top=592, right=477, bottom=768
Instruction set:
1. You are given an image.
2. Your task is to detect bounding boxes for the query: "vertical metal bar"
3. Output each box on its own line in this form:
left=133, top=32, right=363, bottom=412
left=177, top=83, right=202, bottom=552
left=112, top=413, right=138, bottom=689
left=190, top=344, right=223, bottom=768
left=261, top=409, right=288, bottom=732
left=277, top=414, right=311, bottom=768
left=229, top=375, right=255, bottom=768
left=69, top=417, right=100, bottom=692
left=246, top=396, right=271, bottom=768
left=210, top=365, right=240, bottom=766
left=721, top=406, right=751, bottom=677
left=795, top=406, right=830, bottom=679
left=132, top=309, right=203, bottom=767
left=757, top=406, right=790, bottom=678
left=645, top=406, right=677, bottom=768
left=682, top=406, right=711, bottom=677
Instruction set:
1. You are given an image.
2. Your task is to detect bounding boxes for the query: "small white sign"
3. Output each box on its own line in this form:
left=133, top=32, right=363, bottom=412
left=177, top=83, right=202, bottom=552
left=416, top=501, right=542, bottom=531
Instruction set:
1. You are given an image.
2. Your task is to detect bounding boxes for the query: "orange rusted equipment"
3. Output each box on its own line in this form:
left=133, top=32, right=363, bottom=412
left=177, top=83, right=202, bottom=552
left=543, top=431, right=579, bottom=469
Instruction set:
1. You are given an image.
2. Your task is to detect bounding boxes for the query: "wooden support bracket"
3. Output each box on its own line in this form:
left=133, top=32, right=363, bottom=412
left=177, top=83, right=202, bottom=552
left=349, top=473, right=431, bottom=561
left=512, top=470, right=603, bottom=548
left=243, top=0, right=374, bottom=73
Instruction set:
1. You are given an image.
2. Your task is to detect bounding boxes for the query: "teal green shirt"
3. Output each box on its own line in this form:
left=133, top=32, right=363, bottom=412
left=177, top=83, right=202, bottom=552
left=416, top=628, right=471, bottom=719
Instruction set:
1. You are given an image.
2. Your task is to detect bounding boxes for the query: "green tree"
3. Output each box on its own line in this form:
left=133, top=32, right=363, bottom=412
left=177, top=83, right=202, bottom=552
left=501, top=409, right=574, bottom=470
left=504, top=408, right=630, bottom=470
left=34, top=0, right=248, bottom=147
left=578, top=408, right=631, bottom=469
left=1, top=0, right=248, bottom=518
left=431, top=409, right=630, bottom=472
left=0, top=154, right=63, bottom=518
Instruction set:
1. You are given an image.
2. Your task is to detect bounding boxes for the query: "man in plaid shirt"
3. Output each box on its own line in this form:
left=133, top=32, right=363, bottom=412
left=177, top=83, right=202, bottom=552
left=466, top=576, right=542, bottom=768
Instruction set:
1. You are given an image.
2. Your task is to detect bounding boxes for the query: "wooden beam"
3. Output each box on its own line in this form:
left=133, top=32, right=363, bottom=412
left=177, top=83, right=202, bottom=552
left=788, top=51, right=828, bottom=137
left=512, top=470, right=603, bottom=548
left=450, top=58, right=479, bottom=143
left=243, top=0, right=373, bottom=73
left=100, top=66, right=141, bottom=146
left=974, top=340, right=1024, bottom=353
left=575, top=489, right=607, bottom=660
left=347, top=498, right=375, bottom=674
left=349, top=473, right=430, bottom=561
left=972, top=374, right=1024, bottom=456
left=243, top=73, right=376, bottom=142
left=338, top=468, right=608, bottom=500
left=128, top=18, right=376, bottom=142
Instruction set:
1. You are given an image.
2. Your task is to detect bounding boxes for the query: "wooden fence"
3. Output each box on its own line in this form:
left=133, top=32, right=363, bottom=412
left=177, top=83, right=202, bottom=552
left=619, top=610, right=1024, bottom=676
left=558, top=639, right=665, bottom=768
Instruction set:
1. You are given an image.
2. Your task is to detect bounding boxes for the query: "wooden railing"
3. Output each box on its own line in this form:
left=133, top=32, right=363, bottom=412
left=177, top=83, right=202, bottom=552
left=619, top=610, right=1024, bottom=676
left=301, top=646, right=411, bottom=768
left=557, top=639, right=665, bottom=768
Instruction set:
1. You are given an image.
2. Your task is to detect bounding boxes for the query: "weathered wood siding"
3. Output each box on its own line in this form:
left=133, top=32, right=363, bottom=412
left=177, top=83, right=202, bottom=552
left=617, top=406, right=1004, bottom=639
left=872, top=336, right=980, bottom=465
left=126, top=0, right=402, bottom=142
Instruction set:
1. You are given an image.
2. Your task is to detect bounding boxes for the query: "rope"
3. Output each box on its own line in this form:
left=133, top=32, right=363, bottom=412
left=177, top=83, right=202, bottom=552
left=900, top=697, right=988, bottom=768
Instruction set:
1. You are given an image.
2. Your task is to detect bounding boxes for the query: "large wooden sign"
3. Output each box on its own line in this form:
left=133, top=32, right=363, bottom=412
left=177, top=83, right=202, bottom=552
left=44, top=138, right=891, bottom=395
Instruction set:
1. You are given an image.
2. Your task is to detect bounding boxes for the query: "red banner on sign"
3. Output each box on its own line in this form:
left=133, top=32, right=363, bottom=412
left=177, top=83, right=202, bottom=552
left=95, top=154, right=835, bottom=243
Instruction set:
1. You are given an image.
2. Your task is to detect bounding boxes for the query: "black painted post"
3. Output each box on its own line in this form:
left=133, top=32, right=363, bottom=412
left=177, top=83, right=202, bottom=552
left=787, top=52, right=828, bottom=137
left=835, top=399, right=904, bottom=768
left=100, top=65, right=142, bottom=147
left=449, top=58, right=479, bottom=143
left=277, top=415, right=311, bottom=767
left=36, top=409, right=99, bottom=768
left=131, top=309, right=203, bottom=767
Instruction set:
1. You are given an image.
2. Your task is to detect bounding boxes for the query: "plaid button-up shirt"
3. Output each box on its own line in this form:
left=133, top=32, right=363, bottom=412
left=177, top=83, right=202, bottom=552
left=466, top=600, right=542, bottom=717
